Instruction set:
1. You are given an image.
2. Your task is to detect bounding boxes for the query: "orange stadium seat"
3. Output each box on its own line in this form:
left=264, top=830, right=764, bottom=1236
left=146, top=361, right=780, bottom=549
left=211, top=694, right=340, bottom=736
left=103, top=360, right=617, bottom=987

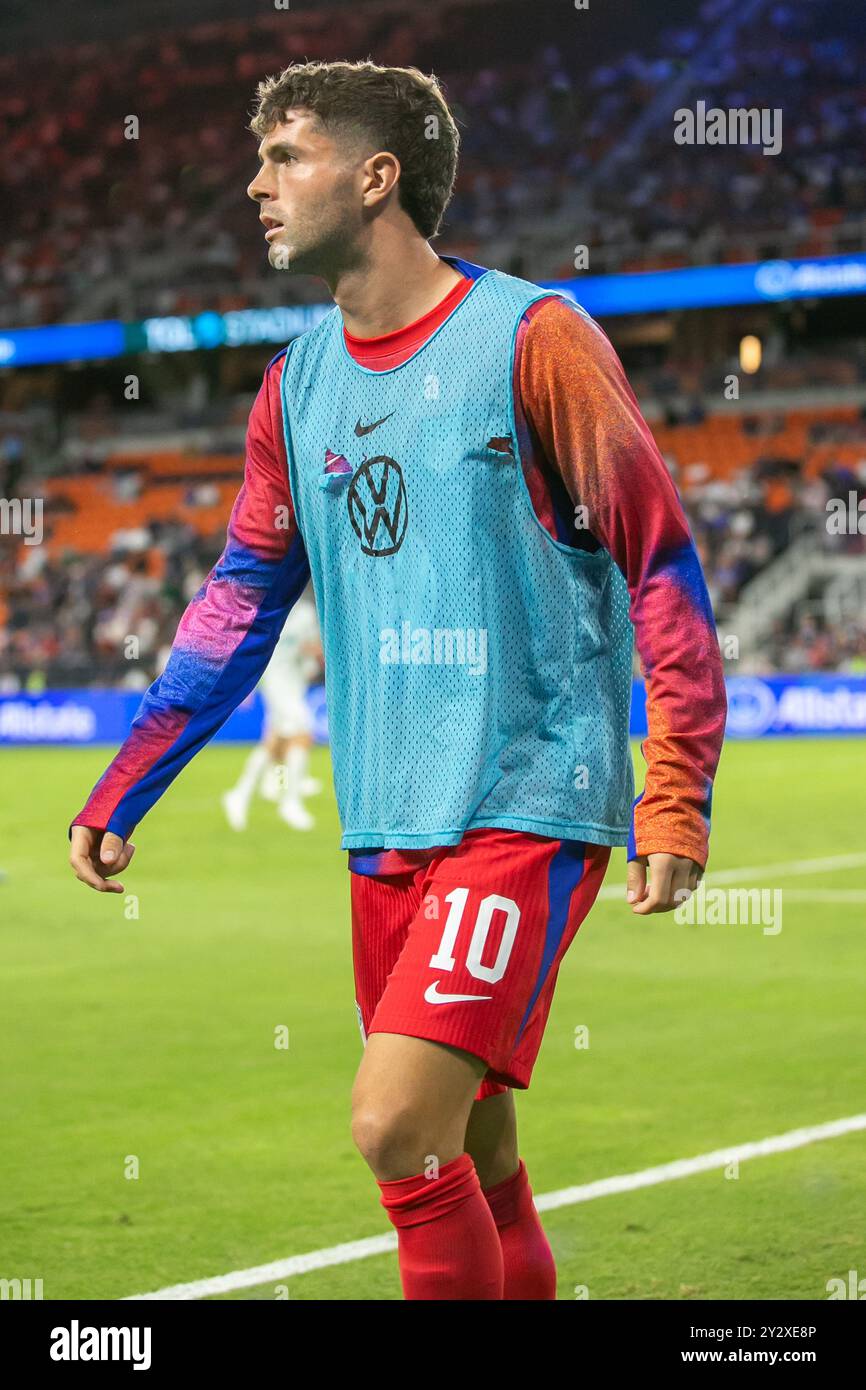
left=26, top=404, right=865, bottom=560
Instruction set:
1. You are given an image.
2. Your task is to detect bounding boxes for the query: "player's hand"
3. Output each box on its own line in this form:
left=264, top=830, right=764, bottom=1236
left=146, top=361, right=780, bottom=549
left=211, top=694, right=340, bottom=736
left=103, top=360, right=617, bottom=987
left=69, top=826, right=135, bottom=893
left=626, top=852, right=701, bottom=915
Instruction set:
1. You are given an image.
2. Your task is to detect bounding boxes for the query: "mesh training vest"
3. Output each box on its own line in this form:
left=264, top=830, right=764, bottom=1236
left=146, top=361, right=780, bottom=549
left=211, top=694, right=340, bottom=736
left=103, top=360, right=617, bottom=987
left=280, top=266, right=635, bottom=850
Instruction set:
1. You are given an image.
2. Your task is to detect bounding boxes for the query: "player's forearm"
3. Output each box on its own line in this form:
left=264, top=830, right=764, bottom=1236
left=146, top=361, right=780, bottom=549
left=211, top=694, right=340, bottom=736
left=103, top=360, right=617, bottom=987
left=72, top=535, right=309, bottom=839
left=629, top=556, right=726, bottom=867
left=623, top=515, right=726, bottom=867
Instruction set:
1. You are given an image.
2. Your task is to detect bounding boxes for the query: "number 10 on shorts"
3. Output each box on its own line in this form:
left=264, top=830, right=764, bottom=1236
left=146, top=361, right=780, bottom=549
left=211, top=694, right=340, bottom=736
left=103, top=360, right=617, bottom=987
left=429, top=888, right=521, bottom=984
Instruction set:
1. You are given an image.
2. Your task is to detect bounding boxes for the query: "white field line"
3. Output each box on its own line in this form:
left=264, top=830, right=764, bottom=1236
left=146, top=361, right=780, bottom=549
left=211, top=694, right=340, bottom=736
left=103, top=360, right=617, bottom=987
left=598, top=851, right=866, bottom=901
left=127, top=850, right=865, bottom=1302
left=126, top=1112, right=866, bottom=1301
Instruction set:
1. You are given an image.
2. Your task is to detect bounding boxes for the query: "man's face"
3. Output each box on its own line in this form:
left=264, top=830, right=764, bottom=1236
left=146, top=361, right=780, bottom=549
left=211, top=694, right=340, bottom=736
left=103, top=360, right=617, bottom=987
left=247, top=109, right=363, bottom=276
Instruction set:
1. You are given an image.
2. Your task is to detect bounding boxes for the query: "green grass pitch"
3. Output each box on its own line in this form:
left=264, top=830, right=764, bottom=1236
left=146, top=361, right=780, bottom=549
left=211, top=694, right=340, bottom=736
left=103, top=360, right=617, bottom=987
left=1, top=737, right=864, bottom=1300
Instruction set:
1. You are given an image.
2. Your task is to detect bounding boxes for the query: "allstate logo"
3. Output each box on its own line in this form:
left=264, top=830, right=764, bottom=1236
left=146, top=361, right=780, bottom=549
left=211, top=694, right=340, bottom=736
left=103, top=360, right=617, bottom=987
left=755, top=260, right=793, bottom=299
left=726, top=678, right=778, bottom=737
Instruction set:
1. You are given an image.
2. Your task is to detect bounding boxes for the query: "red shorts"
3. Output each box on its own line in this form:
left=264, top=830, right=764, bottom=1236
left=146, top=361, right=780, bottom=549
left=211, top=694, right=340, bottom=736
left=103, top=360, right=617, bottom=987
left=350, top=828, right=610, bottom=1102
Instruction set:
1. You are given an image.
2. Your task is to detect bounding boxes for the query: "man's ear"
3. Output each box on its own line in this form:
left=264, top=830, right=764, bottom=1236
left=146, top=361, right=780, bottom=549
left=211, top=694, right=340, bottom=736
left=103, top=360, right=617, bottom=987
left=361, top=151, right=401, bottom=211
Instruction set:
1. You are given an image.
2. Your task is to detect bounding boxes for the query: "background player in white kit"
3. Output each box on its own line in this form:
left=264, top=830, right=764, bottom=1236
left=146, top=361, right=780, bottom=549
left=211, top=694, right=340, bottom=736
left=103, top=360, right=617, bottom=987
left=222, top=586, right=323, bottom=832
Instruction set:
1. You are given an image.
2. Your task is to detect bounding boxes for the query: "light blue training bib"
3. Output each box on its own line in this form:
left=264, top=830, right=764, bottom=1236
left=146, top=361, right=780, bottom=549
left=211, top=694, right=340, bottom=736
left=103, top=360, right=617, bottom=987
left=280, top=265, right=634, bottom=849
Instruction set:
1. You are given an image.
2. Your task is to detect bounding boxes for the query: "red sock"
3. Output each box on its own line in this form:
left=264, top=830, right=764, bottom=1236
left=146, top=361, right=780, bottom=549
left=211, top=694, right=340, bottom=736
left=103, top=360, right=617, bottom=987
left=378, top=1152, right=504, bottom=1300
left=482, top=1159, right=556, bottom=1300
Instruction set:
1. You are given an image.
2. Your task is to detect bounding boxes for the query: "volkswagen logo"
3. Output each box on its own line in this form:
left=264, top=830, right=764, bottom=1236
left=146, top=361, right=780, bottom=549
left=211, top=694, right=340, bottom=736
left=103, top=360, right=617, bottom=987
left=347, top=456, right=408, bottom=556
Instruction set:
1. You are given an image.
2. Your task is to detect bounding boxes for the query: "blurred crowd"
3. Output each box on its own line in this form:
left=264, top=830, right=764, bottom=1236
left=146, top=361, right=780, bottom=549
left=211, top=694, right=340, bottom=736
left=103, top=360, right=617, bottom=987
left=2, top=0, right=864, bottom=326
left=587, top=0, right=866, bottom=272
left=0, top=511, right=221, bottom=691
left=3, top=0, right=866, bottom=686
left=3, top=377, right=866, bottom=686
left=4, top=469, right=864, bottom=687
left=773, top=611, right=866, bottom=673
left=683, top=455, right=866, bottom=671
left=630, top=340, right=866, bottom=412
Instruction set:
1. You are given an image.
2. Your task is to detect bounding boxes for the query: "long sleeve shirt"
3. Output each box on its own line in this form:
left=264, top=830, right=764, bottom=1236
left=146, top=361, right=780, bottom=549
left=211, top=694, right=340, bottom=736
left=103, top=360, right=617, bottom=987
left=73, top=270, right=725, bottom=868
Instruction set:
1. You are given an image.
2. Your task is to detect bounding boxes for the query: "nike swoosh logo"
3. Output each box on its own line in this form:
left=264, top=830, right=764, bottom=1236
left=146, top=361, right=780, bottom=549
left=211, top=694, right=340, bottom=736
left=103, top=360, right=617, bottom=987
left=424, top=981, right=492, bottom=1005
left=354, top=412, right=395, bottom=437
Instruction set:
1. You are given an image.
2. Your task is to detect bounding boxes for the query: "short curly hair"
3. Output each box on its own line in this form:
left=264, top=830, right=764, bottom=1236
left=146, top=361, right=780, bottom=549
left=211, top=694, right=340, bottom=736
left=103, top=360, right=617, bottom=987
left=250, top=60, right=460, bottom=239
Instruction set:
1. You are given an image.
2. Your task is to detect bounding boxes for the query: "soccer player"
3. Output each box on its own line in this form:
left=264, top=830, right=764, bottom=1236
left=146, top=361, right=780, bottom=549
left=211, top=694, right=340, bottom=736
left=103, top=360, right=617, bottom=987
left=222, top=584, right=322, bottom=832
left=69, top=61, right=726, bottom=1300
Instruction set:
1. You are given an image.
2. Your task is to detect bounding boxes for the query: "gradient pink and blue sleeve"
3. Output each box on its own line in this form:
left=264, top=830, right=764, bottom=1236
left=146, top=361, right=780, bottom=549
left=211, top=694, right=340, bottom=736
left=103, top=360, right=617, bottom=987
left=516, top=297, right=726, bottom=869
left=71, top=350, right=310, bottom=840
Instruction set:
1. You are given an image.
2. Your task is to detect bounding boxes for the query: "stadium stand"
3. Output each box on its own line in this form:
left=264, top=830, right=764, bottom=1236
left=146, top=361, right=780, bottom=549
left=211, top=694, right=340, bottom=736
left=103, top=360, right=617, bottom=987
left=2, top=0, right=866, bottom=688
left=2, top=0, right=863, bottom=325
left=3, top=376, right=866, bottom=687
